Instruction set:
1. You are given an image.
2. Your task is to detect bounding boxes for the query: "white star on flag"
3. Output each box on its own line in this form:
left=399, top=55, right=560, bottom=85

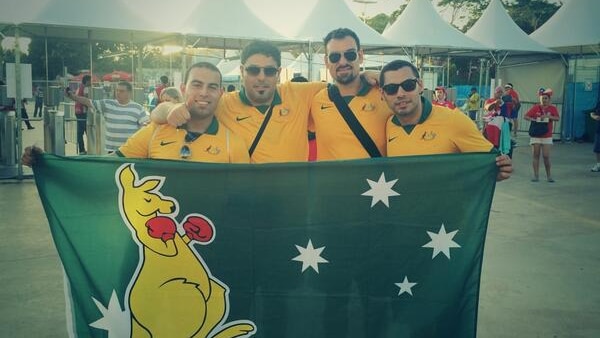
left=361, top=172, right=400, bottom=207
left=89, top=289, right=130, bottom=337
left=395, top=276, right=417, bottom=296
left=292, top=239, right=329, bottom=273
left=422, top=223, right=461, bottom=259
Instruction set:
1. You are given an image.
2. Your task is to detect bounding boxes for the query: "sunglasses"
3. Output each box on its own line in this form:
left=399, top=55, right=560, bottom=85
left=327, top=50, right=358, bottom=63
left=244, top=66, right=279, bottom=77
left=381, top=78, right=419, bottom=95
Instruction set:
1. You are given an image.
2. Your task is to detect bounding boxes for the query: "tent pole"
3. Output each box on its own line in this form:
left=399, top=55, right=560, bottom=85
left=307, top=40, right=312, bottom=81
left=44, top=27, right=49, bottom=102
left=15, top=25, right=23, bottom=180
left=478, top=58, right=485, bottom=95
left=447, top=56, right=450, bottom=87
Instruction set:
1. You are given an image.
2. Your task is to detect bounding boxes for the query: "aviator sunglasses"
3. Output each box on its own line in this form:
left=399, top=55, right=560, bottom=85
left=327, top=50, right=358, bottom=63
left=382, top=78, right=419, bottom=95
left=180, top=131, right=202, bottom=159
left=244, top=66, right=279, bottom=77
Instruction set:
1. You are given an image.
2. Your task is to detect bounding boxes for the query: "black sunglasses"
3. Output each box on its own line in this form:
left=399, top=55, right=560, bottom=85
left=244, top=66, right=279, bottom=77
left=382, top=78, right=419, bottom=95
left=327, top=50, right=358, bottom=63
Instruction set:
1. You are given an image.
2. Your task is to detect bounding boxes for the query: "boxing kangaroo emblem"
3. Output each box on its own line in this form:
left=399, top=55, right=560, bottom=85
left=116, top=163, right=256, bottom=337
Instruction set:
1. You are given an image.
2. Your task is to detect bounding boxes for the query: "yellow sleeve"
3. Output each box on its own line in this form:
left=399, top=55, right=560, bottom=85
left=453, top=113, right=493, bottom=152
left=118, top=123, right=158, bottom=158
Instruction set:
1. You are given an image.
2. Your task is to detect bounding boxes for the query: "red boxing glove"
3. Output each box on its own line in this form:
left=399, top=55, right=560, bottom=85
left=183, top=215, right=214, bottom=243
left=145, top=216, right=177, bottom=242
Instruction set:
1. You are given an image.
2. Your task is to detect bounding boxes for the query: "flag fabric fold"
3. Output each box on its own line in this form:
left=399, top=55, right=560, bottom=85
left=33, top=153, right=497, bottom=338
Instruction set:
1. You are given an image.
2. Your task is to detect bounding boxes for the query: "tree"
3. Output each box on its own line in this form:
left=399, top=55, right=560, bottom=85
left=505, top=0, right=562, bottom=34
left=366, top=13, right=391, bottom=33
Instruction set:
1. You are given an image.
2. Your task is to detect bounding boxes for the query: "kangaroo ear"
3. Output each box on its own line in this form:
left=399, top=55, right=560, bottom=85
left=118, top=164, right=136, bottom=186
left=140, top=179, right=160, bottom=192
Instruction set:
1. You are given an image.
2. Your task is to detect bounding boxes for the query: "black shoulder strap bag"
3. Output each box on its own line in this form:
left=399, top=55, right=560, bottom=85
left=327, top=84, right=382, bottom=158
left=248, top=105, right=275, bottom=157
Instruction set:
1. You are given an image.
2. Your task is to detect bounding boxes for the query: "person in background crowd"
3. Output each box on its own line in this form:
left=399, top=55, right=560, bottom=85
left=226, top=84, right=237, bottom=92
left=33, top=86, right=44, bottom=118
left=74, top=75, right=91, bottom=154
left=20, top=98, right=35, bottom=130
left=147, top=86, right=158, bottom=110
left=155, top=75, right=169, bottom=102
left=432, top=85, right=456, bottom=109
left=466, top=87, right=480, bottom=121
left=159, top=87, right=184, bottom=104
left=65, top=80, right=149, bottom=153
left=524, top=88, right=560, bottom=182
left=590, top=99, right=600, bottom=172
left=379, top=59, right=512, bottom=182
left=504, top=83, right=521, bottom=138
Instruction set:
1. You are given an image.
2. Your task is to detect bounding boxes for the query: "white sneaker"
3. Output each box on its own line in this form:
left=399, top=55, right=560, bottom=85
left=591, top=163, right=600, bottom=172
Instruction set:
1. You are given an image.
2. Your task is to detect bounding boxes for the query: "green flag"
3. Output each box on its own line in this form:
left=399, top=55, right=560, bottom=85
left=33, top=153, right=497, bottom=338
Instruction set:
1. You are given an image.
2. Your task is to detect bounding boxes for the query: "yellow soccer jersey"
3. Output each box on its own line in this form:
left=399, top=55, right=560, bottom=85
left=310, top=81, right=392, bottom=161
left=117, top=119, right=250, bottom=163
left=217, top=81, right=325, bottom=163
left=387, top=97, right=493, bottom=156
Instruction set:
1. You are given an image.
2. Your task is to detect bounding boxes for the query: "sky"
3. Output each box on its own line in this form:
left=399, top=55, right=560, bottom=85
left=344, top=0, right=408, bottom=18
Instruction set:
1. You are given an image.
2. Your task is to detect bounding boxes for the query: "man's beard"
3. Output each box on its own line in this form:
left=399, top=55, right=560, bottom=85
left=335, top=73, right=357, bottom=85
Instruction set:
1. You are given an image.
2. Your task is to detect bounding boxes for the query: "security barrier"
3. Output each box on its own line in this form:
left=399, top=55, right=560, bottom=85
left=43, top=110, right=65, bottom=156
left=0, top=110, right=17, bottom=178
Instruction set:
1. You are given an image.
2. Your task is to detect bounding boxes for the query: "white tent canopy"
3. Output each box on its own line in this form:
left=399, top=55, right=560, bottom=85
left=530, top=0, right=600, bottom=55
left=382, top=0, right=487, bottom=56
left=253, top=0, right=395, bottom=49
left=177, top=0, right=297, bottom=49
left=466, top=0, right=554, bottom=54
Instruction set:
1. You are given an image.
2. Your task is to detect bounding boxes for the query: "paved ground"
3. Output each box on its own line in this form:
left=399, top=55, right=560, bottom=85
left=1, top=119, right=599, bottom=337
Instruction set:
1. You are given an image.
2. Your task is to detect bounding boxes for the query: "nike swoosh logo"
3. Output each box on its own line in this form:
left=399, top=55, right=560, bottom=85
left=388, top=136, right=398, bottom=142
left=236, top=116, right=251, bottom=122
left=321, top=104, right=332, bottom=110
left=160, top=141, right=176, bottom=146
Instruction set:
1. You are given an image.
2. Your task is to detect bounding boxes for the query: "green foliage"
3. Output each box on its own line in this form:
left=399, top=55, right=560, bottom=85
left=505, top=0, right=562, bottom=34
left=366, top=13, right=391, bottom=33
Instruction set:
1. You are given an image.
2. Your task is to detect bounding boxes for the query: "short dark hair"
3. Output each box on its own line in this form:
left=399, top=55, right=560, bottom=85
left=241, top=40, right=281, bottom=67
left=323, top=28, right=361, bottom=51
left=183, top=62, right=222, bottom=86
left=117, top=81, right=133, bottom=92
left=379, top=60, right=420, bottom=86
left=160, top=75, right=168, bottom=84
left=290, top=76, right=308, bottom=82
left=82, top=74, right=91, bottom=85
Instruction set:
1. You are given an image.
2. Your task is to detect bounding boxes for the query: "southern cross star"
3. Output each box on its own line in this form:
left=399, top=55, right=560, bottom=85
left=361, top=172, right=400, bottom=208
left=422, top=223, right=461, bottom=259
left=395, top=276, right=417, bottom=296
left=292, top=239, right=329, bottom=273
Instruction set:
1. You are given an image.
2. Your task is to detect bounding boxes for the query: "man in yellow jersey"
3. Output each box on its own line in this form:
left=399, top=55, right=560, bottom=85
left=22, top=62, right=249, bottom=165
left=117, top=62, right=249, bottom=163
left=310, top=28, right=392, bottom=161
left=154, top=41, right=324, bottom=163
left=379, top=60, right=512, bottom=181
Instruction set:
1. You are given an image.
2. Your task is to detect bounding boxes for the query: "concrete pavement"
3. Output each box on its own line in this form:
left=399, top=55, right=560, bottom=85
left=1, top=123, right=599, bottom=337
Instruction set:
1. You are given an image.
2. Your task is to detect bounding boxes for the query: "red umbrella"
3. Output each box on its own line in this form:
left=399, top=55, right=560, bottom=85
left=102, top=70, right=133, bottom=82
left=70, top=72, right=100, bottom=83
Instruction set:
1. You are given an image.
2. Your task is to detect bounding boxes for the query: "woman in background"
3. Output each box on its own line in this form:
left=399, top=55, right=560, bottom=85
left=524, top=88, right=560, bottom=182
left=159, top=87, right=183, bottom=104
